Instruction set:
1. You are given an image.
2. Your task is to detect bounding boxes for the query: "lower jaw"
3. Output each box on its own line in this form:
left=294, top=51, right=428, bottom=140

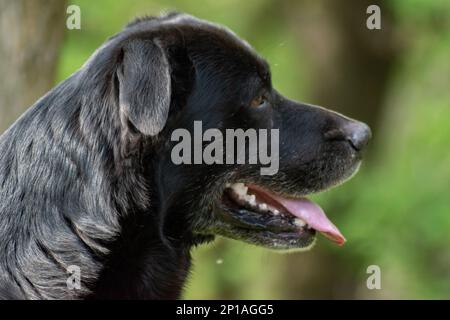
left=209, top=215, right=317, bottom=251
left=206, top=191, right=316, bottom=250
left=253, top=230, right=317, bottom=251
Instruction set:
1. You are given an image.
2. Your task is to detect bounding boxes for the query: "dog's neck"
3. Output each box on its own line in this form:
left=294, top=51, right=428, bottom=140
left=0, top=75, right=193, bottom=299
left=69, top=80, right=194, bottom=299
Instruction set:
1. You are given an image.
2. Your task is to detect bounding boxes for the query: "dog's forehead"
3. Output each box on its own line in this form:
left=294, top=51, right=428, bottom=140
left=162, top=13, right=253, bottom=48
left=128, top=13, right=251, bottom=47
left=125, top=13, right=271, bottom=80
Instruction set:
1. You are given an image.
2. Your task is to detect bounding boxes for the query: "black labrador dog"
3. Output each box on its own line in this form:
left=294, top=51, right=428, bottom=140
left=0, top=13, right=370, bottom=299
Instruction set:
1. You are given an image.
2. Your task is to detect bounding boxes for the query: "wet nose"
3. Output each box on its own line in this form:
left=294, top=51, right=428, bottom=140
left=324, top=120, right=372, bottom=151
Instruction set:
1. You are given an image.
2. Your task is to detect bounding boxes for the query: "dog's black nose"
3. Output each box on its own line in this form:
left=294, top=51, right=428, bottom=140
left=325, top=120, right=372, bottom=151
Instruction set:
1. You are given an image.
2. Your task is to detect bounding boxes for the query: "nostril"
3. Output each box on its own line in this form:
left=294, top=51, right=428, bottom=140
left=348, top=122, right=371, bottom=151
left=324, top=121, right=372, bottom=151
left=347, top=138, right=363, bottom=151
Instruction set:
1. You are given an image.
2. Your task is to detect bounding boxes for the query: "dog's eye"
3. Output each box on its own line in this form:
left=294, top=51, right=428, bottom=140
left=250, top=95, right=268, bottom=108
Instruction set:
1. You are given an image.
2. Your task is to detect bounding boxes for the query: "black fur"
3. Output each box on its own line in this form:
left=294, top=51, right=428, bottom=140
left=0, top=13, right=370, bottom=299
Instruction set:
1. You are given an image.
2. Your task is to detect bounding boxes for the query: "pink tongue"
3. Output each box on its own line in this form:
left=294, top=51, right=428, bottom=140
left=271, top=195, right=346, bottom=246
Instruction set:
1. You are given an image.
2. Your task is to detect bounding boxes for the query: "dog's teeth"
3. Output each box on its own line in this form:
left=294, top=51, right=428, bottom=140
left=266, top=205, right=279, bottom=215
left=228, top=184, right=288, bottom=216
left=248, top=194, right=256, bottom=206
left=232, top=183, right=248, bottom=197
left=294, top=218, right=306, bottom=227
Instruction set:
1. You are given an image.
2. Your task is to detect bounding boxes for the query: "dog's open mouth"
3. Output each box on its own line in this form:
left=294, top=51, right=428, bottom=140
left=212, top=182, right=345, bottom=250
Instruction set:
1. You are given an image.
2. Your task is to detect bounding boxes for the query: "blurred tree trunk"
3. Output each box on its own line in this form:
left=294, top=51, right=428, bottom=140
left=277, top=0, right=401, bottom=299
left=282, top=0, right=399, bottom=132
left=0, top=0, right=67, bottom=133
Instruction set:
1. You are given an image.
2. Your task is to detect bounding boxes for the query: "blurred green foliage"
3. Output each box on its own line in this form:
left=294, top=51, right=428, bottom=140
left=58, top=0, right=450, bottom=299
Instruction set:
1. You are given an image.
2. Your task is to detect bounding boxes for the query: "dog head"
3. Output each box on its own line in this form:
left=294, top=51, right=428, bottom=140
left=96, top=13, right=371, bottom=251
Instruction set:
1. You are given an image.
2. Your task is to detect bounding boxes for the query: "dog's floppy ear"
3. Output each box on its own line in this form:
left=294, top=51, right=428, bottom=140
left=117, top=39, right=171, bottom=136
